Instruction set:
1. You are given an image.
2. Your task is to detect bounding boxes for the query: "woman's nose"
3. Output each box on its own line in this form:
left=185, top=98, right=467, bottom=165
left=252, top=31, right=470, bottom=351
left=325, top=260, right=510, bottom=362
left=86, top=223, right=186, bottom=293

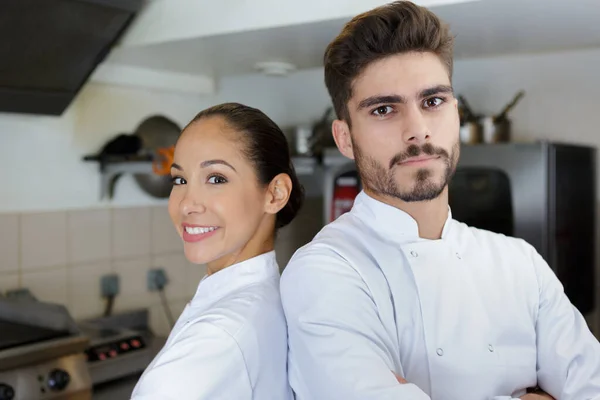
left=179, top=188, right=206, bottom=216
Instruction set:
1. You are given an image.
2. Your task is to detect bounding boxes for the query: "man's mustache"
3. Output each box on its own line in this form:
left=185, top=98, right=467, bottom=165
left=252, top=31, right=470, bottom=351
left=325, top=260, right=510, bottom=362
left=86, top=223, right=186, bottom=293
left=389, top=143, right=450, bottom=170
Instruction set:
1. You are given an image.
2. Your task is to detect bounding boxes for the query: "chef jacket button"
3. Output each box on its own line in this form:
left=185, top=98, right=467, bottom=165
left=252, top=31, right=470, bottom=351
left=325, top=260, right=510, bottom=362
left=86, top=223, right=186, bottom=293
left=456, top=252, right=461, bottom=259
left=410, top=251, right=418, bottom=258
left=436, top=348, right=444, bottom=356
left=488, top=344, right=494, bottom=352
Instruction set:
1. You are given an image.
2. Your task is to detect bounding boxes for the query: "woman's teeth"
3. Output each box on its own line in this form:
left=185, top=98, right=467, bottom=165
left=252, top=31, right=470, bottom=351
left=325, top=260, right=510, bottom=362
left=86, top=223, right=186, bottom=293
left=185, top=226, right=217, bottom=235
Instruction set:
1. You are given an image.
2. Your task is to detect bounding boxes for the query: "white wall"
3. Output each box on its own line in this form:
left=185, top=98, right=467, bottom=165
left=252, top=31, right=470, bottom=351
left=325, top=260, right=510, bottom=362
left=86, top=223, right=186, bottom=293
left=2, top=47, right=600, bottom=213
left=0, top=68, right=330, bottom=213
left=453, top=47, right=600, bottom=150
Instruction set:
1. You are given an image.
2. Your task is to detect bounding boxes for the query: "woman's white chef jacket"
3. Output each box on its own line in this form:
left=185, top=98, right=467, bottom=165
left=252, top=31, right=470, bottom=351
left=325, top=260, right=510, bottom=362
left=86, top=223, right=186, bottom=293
left=280, top=191, right=600, bottom=400
left=131, top=251, right=293, bottom=400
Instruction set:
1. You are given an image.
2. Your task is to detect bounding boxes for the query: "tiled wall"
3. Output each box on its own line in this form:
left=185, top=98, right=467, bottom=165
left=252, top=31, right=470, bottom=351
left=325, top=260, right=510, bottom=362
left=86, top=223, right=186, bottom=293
left=0, top=198, right=324, bottom=337
left=0, top=206, right=207, bottom=337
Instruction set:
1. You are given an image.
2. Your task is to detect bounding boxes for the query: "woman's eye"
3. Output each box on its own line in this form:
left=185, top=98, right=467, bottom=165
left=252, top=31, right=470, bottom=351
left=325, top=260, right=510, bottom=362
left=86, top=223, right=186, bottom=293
left=207, top=175, right=227, bottom=184
left=424, top=97, right=444, bottom=108
left=372, top=105, right=393, bottom=116
left=171, top=176, right=186, bottom=185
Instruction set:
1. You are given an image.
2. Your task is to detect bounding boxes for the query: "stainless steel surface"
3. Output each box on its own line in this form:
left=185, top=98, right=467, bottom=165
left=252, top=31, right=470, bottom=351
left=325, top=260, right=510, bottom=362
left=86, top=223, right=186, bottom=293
left=0, top=354, right=92, bottom=400
left=78, top=310, right=162, bottom=387
left=80, top=309, right=149, bottom=333
left=89, top=335, right=164, bottom=389
left=459, top=121, right=483, bottom=144
left=456, top=142, right=549, bottom=256
left=0, top=298, right=89, bottom=370
left=0, top=335, right=89, bottom=372
left=458, top=95, right=483, bottom=144
left=293, top=125, right=313, bottom=156
left=481, top=116, right=511, bottom=143
left=0, top=298, right=79, bottom=334
left=0, top=298, right=92, bottom=399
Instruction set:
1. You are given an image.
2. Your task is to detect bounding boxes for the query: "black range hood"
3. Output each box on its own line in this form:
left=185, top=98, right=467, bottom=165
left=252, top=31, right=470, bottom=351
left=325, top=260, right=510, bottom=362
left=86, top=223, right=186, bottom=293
left=0, top=0, right=143, bottom=116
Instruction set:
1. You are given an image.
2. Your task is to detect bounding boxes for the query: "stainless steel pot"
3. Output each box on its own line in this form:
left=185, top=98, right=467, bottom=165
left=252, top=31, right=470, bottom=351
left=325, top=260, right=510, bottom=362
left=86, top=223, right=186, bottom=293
left=132, top=116, right=181, bottom=198
left=459, top=121, right=483, bottom=144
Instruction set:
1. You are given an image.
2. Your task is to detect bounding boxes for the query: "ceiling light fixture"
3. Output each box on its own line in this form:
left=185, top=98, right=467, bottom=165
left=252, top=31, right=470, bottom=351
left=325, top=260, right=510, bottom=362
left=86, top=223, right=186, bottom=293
left=254, top=61, right=296, bottom=76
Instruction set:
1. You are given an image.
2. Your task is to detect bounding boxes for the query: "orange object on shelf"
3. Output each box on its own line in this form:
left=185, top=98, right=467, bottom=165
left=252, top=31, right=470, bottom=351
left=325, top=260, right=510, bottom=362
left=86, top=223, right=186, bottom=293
left=152, top=146, right=175, bottom=176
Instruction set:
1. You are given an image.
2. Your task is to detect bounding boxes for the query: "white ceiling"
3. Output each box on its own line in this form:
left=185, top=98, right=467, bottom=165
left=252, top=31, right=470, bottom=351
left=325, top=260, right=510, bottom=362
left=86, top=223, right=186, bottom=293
left=118, top=0, right=473, bottom=46
left=102, top=0, right=600, bottom=81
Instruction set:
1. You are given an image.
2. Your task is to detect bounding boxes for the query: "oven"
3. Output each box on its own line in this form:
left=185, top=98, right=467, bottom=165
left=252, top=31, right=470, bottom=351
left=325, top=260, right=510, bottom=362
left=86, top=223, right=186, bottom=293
left=0, top=298, right=92, bottom=400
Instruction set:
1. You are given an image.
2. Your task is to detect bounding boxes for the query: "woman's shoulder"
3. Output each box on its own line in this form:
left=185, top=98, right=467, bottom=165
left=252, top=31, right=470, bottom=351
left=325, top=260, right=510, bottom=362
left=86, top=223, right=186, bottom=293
left=206, top=278, right=286, bottom=340
left=193, top=280, right=288, bottom=378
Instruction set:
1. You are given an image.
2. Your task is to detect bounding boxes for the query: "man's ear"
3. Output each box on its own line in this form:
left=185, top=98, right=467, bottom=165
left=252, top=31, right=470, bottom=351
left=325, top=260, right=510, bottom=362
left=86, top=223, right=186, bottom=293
left=264, top=173, right=292, bottom=215
left=332, top=119, right=355, bottom=160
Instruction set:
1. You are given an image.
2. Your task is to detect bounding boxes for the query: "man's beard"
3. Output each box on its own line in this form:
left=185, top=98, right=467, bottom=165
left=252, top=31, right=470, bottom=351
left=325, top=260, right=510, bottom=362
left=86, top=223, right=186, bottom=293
left=352, top=139, right=459, bottom=203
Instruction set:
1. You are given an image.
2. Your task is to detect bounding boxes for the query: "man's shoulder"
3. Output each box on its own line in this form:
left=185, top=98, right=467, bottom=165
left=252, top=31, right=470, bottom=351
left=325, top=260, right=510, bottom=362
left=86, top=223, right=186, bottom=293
left=450, top=219, right=536, bottom=257
left=281, top=215, right=370, bottom=285
left=288, top=213, right=371, bottom=263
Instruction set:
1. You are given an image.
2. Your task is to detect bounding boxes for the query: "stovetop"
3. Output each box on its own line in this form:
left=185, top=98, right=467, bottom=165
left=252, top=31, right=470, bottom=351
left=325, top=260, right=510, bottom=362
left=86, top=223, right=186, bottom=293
left=78, top=325, right=124, bottom=340
left=75, top=310, right=163, bottom=386
left=0, top=320, right=70, bottom=351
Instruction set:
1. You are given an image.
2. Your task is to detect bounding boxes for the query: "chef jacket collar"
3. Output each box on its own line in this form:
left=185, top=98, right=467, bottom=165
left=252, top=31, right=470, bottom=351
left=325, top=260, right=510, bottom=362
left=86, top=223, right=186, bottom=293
left=351, top=190, right=453, bottom=242
left=190, top=250, right=279, bottom=307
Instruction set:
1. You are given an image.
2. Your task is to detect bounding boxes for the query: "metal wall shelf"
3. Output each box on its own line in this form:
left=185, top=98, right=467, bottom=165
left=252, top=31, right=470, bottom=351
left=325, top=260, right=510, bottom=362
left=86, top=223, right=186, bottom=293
left=83, top=148, right=351, bottom=200
left=83, top=155, right=154, bottom=200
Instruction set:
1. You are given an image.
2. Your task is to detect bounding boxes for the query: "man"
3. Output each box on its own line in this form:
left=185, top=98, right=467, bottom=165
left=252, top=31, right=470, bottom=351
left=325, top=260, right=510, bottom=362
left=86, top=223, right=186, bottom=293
left=280, top=1, right=600, bottom=399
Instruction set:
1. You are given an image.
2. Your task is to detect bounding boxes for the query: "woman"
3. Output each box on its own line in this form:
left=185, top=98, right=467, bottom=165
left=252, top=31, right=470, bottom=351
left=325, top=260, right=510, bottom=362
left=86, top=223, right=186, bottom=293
left=131, top=103, right=303, bottom=399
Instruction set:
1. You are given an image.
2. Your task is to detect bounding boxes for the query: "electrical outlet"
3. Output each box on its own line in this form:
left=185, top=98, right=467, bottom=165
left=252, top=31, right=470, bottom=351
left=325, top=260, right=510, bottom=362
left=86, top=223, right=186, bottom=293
left=148, top=268, right=168, bottom=291
left=101, top=274, right=120, bottom=297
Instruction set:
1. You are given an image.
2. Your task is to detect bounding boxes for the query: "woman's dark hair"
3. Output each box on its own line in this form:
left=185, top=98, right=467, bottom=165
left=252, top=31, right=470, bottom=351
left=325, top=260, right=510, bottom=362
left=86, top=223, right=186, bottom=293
left=185, top=102, right=304, bottom=230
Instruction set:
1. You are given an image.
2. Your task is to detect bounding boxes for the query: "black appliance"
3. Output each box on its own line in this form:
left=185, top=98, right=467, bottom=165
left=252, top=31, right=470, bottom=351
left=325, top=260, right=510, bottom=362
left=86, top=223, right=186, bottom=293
left=449, top=141, right=596, bottom=315
left=0, top=0, right=143, bottom=116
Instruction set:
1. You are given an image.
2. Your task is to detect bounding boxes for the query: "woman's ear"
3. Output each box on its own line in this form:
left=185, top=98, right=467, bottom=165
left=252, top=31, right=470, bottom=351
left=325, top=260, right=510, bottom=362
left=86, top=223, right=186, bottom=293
left=264, top=173, right=292, bottom=216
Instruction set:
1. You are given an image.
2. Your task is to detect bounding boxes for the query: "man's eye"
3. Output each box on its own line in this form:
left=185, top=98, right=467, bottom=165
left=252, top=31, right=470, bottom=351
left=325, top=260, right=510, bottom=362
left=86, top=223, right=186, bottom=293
left=424, top=97, right=444, bottom=108
left=372, top=106, right=393, bottom=116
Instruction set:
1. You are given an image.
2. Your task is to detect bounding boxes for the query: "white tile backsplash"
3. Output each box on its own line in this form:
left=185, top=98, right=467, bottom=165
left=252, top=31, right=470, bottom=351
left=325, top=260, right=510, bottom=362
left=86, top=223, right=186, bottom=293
left=3, top=206, right=212, bottom=325
left=112, top=208, right=151, bottom=259
left=22, top=267, right=68, bottom=306
left=0, top=214, right=19, bottom=273
left=113, top=256, right=153, bottom=312
left=68, top=261, right=112, bottom=320
left=21, top=211, right=67, bottom=270
left=68, top=209, right=111, bottom=264
left=151, top=207, right=182, bottom=255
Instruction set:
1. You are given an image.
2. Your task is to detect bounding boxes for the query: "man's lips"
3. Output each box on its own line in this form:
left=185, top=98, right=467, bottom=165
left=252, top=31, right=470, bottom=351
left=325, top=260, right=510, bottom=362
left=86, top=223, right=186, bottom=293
left=398, top=155, right=440, bottom=165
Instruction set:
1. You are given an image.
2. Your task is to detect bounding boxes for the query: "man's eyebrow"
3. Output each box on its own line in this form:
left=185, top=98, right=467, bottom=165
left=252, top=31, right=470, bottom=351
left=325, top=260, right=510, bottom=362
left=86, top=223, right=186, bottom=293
left=419, top=85, right=454, bottom=98
left=357, top=95, right=405, bottom=111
